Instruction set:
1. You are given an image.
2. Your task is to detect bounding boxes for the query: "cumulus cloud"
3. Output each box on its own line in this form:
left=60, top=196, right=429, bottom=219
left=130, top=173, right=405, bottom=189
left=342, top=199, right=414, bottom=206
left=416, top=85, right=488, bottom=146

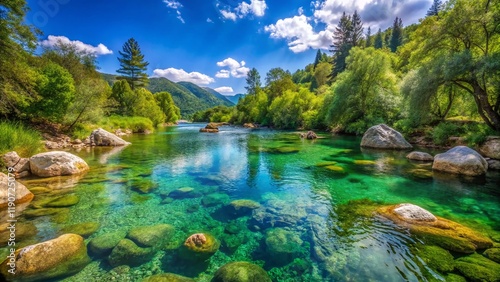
left=265, top=0, right=430, bottom=53
left=214, top=86, right=234, bottom=93
left=153, top=68, right=215, bottom=85
left=264, top=15, right=332, bottom=52
left=220, top=0, right=267, bottom=21
left=164, top=0, right=185, bottom=23
left=40, top=35, right=113, bottom=55
left=216, top=58, right=249, bottom=78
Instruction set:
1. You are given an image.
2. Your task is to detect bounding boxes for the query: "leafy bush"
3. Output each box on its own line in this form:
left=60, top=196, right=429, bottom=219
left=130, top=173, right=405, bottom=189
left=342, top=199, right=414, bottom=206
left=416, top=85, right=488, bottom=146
left=431, top=122, right=461, bottom=145
left=0, top=121, right=42, bottom=157
left=464, top=123, right=495, bottom=146
left=99, top=116, right=154, bottom=133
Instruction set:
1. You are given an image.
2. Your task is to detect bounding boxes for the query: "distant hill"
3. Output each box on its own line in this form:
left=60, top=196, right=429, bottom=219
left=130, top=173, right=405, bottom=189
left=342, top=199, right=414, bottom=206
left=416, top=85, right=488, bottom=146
left=225, top=94, right=245, bottom=104
left=100, top=73, right=235, bottom=117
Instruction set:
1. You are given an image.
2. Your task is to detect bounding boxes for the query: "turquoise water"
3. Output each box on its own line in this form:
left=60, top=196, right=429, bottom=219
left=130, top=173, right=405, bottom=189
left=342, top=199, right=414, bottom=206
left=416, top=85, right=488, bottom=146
left=4, top=124, right=500, bottom=281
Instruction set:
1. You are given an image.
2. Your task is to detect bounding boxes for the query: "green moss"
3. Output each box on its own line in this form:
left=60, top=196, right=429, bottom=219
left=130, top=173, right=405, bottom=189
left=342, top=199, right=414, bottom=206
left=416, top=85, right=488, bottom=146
left=202, top=193, right=230, bottom=207
left=265, top=228, right=304, bottom=266
left=229, top=199, right=260, bottom=210
left=413, top=245, right=454, bottom=273
left=89, top=231, right=127, bottom=256
left=445, top=273, right=467, bottom=282
left=127, top=224, right=175, bottom=248
left=212, top=261, right=271, bottom=282
left=483, top=248, right=500, bottom=264
left=142, top=273, right=195, bottom=282
left=353, top=160, right=376, bottom=165
left=108, top=239, right=154, bottom=267
left=129, top=179, right=159, bottom=194
left=24, top=208, right=68, bottom=218
left=44, top=194, right=80, bottom=207
left=60, top=222, right=100, bottom=238
left=180, top=233, right=220, bottom=260
left=455, top=253, right=500, bottom=282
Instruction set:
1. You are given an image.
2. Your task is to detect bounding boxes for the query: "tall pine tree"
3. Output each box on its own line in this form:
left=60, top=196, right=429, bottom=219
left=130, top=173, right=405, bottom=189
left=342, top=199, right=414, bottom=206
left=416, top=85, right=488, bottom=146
left=245, top=68, right=261, bottom=95
left=390, top=17, right=403, bottom=52
left=313, top=50, right=323, bottom=70
left=426, top=0, right=443, bottom=17
left=117, top=38, right=149, bottom=89
left=374, top=28, right=384, bottom=49
left=365, top=27, right=373, bottom=47
left=331, top=12, right=353, bottom=77
left=351, top=10, right=364, bottom=46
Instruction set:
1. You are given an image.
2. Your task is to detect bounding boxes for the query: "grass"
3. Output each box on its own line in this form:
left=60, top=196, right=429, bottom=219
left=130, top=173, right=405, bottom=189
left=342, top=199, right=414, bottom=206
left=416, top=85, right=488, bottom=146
left=0, top=121, right=43, bottom=157
left=71, top=116, right=155, bottom=139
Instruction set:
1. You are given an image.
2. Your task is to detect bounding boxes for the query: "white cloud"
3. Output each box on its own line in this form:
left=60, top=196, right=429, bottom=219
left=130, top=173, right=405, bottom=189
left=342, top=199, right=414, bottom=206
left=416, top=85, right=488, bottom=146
left=214, top=86, right=234, bottom=93
left=164, top=0, right=185, bottom=23
left=264, top=15, right=332, bottom=53
left=153, top=68, right=215, bottom=85
left=220, top=0, right=267, bottom=21
left=215, top=70, right=230, bottom=78
left=221, top=10, right=237, bottom=21
left=40, top=35, right=113, bottom=55
left=298, top=6, right=304, bottom=16
left=216, top=58, right=250, bottom=78
left=207, top=18, right=214, bottom=23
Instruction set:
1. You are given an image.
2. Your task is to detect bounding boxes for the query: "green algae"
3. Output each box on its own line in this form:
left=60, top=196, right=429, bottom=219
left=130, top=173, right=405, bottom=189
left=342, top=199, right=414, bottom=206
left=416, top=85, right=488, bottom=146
left=89, top=231, right=127, bottom=256
left=60, top=222, right=100, bottom=238
left=127, top=224, right=175, bottom=248
left=108, top=239, right=155, bottom=267
left=484, top=248, right=500, bottom=263
left=212, top=261, right=271, bottom=282
left=455, top=253, right=500, bottom=282
left=412, top=245, right=455, bottom=273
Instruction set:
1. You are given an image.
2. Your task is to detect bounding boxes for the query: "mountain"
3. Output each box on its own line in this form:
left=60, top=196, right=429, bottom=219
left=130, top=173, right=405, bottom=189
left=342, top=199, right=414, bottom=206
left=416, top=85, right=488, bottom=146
left=225, top=94, right=245, bottom=104
left=100, top=73, right=234, bottom=117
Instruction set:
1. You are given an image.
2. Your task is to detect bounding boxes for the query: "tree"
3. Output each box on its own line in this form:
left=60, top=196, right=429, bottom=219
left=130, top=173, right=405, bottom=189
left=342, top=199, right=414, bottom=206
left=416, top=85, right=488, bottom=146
left=111, top=80, right=136, bottom=115
left=427, top=0, right=443, bottom=17
left=365, top=27, right=373, bottom=47
left=29, top=62, right=75, bottom=122
left=155, top=91, right=180, bottom=123
left=331, top=12, right=353, bottom=77
left=408, top=0, right=500, bottom=131
left=132, top=88, right=165, bottom=126
left=117, top=38, right=149, bottom=89
left=268, top=87, right=321, bottom=129
left=324, top=47, right=401, bottom=134
left=245, top=68, right=261, bottom=95
left=351, top=10, right=364, bottom=47
left=265, top=68, right=295, bottom=101
left=390, top=17, right=403, bottom=52
left=0, top=0, right=39, bottom=117
left=313, top=50, right=323, bottom=69
left=313, top=62, right=331, bottom=89
left=374, top=28, right=384, bottom=49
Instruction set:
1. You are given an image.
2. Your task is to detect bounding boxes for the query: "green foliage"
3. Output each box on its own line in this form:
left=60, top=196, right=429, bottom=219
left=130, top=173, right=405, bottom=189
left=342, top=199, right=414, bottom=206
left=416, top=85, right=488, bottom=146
left=234, top=89, right=268, bottom=124
left=374, top=28, right=384, bottom=49
left=431, top=122, right=460, bottom=145
left=155, top=91, right=180, bottom=123
left=192, top=106, right=233, bottom=122
left=324, top=47, right=401, bottom=134
left=245, top=68, right=262, bottom=95
left=132, top=88, right=165, bottom=127
left=66, top=78, right=111, bottom=129
left=29, top=62, right=75, bottom=122
left=390, top=17, right=403, bottom=52
left=268, top=87, right=322, bottom=129
left=0, top=121, right=42, bottom=157
left=98, top=116, right=154, bottom=133
left=427, top=0, right=443, bottom=17
left=111, top=80, right=136, bottom=116
left=464, top=123, right=495, bottom=146
left=117, top=38, right=149, bottom=89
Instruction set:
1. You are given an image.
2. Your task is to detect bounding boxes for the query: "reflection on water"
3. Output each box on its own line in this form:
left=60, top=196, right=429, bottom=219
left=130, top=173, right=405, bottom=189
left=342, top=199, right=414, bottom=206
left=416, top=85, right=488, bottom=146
left=4, top=124, right=500, bottom=281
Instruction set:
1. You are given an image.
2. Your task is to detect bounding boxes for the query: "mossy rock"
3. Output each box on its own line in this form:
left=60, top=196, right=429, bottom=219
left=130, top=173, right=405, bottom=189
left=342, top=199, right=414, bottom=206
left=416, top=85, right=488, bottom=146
left=445, top=273, right=467, bottom=282
left=60, top=222, right=100, bottom=238
left=413, top=245, right=454, bottom=273
left=89, top=231, right=127, bottom=256
left=41, top=194, right=80, bottom=208
left=484, top=248, right=500, bottom=264
left=265, top=228, right=304, bottom=266
left=29, top=187, right=52, bottom=194
left=212, top=261, right=271, bottom=282
left=108, top=239, right=154, bottom=267
left=168, top=187, right=201, bottom=199
left=315, top=161, right=337, bottom=167
left=142, top=273, right=195, bottom=282
left=0, top=234, right=90, bottom=281
left=202, top=193, right=230, bottom=207
left=324, top=165, right=345, bottom=172
left=127, top=224, right=175, bottom=248
left=274, top=147, right=300, bottom=154
left=130, top=179, right=159, bottom=194
left=229, top=200, right=260, bottom=211
left=180, top=233, right=220, bottom=261
left=408, top=168, right=433, bottom=179
left=24, top=208, right=68, bottom=218
left=455, top=253, right=500, bottom=282
left=353, top=160, right=376, bottom=165
left=0, top=222, right=37, bottom=245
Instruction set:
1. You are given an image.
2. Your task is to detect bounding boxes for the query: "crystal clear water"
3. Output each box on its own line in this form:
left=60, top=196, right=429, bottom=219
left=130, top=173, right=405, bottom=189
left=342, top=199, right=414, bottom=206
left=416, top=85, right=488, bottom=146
left=4, top=124, right=500, bottom=281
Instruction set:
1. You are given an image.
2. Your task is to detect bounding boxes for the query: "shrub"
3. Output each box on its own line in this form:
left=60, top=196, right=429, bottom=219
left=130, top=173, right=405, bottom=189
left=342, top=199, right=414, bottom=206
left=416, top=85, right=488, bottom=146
left=0, top=121, right=42, bottom=157
left=431, top=122, right=461, bottom=145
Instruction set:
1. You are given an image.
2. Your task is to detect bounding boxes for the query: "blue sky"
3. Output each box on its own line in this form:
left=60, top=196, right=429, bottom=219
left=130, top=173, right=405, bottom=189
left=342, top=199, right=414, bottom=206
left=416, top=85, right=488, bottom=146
left=26, top=0, right=431, bottom=95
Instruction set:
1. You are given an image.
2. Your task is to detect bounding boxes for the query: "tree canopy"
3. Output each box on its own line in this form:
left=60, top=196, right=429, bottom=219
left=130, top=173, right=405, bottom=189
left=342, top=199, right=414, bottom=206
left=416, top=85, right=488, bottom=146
left=117, top=38, right=149, bottom=89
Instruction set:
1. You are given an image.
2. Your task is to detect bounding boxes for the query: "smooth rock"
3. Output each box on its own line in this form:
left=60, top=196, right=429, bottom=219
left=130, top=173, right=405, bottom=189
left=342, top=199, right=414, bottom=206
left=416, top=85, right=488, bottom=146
left=30, top=151, right=89, bottom=177
left=433, top=146, right=488, bottom=176
left=360, top=124, right=412, bottom=150
left=90, top=128, right=131, bottom=146
left=127, top=224, right=174, bottom=248
left=406, top=151, right=434, bottom=161
left=243, top=123, right=256, bottom=129
left=60, top=222, right=100, bottom=238
left=108, top=239, right=154, bottom=267
left=89, top=231, right=127, bottom=256
left=212, top=261, right=271, bottom=282
left=479, top=137, right=500, bottom=159
left=487, top=159, right=500, bottom=170
left=0, top=172, right=34, bottom=208
left=393, top=203, right=437, bottom=223
left=0, top=234, right=90, bottom=281
left=2, top=151, right=31, bottom=177
left=180, top=233, right=219, bottom=260
left=142, top=273, right=195, bottom=282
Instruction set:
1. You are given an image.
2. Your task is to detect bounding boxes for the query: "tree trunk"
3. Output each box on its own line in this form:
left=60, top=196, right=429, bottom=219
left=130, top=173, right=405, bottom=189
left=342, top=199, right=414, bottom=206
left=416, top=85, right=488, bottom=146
left=472, top=81, right=500, bottom=131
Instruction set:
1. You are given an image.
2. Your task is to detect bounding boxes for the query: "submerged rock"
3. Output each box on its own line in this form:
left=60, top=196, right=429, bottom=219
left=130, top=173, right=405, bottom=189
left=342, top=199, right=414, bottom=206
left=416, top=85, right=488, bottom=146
left=167, top=187, right=201, bottom=199
left=455, top=253, right=500, bottom=282
left=130, top=179, right=159, bottom=194
left=0, top=172, right=34, bottom=208
left=29, top=151, right=89, bottom=177
left=0, top=234, right=90, bottom=281
left=89, top=231, right=127, bottom=256
left=60, top=222, right=100, bottom=238
left=432, top=146, right=488, bottom=176
left=406, top=151, right=434, bottom=162
left=142, top=273, right=195, bottom=282
left=484, top=248, right=500, bottom=264
left=378, top=204, right=493, bottom=253
left=212, top=261, right=271, bottom=282
left=202, top=193, right=230, bottom=207
left=265, top=228, right=304, bottom=266
left=127, top=224, right=175, bottom=248
left=412, top=245, right=454, bottom=273
left=43, top=194, right=80, bottom=208
left=0, top=222, right=37, bottom=245
left=180, top=233, right=219, bottom=260
left=90, top=128, right=131, bottom=146
left=228, top=199, right=260, bottom=217
left=108, top=239, right=154, bottom=267
left=360, top=124, right=412, bottom=150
